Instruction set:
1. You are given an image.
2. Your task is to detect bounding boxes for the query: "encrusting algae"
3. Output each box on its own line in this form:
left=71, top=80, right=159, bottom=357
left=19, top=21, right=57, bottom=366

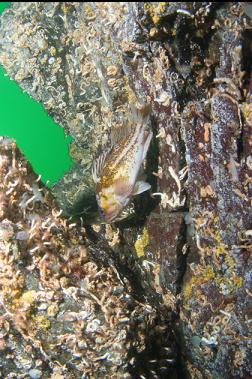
left=135, top=227, right=150, bottom=258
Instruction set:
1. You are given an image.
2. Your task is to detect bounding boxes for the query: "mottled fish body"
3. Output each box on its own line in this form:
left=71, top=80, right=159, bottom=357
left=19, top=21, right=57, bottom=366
left=92, top=104, right=153, bottom=223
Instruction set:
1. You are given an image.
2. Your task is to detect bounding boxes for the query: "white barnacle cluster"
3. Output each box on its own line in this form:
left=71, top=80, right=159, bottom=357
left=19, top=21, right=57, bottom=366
left=199, top=304, right=248, bottom=368
left=152, top=166, right=187, bottom=209
left=0, top=140, right=170, bottom=376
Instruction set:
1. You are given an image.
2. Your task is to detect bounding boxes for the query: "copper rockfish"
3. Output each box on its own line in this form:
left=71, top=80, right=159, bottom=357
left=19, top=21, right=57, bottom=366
left=92, top=104, right=153, bottom=223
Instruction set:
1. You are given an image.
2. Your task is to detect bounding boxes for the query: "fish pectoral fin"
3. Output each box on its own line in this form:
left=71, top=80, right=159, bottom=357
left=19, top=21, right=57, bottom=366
left=130, top=103, right=151, bottom=125
left=132, top=180, right=151, bottom=196
left=137, top=170, right=147, bottom=182
left=142, top=130, right=153, bottom=161
left=110, top=122, right=131, bottom=146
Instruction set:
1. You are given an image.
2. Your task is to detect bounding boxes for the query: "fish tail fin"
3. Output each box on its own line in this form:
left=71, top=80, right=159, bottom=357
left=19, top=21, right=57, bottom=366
left=130, top=103, right=151, bottom=126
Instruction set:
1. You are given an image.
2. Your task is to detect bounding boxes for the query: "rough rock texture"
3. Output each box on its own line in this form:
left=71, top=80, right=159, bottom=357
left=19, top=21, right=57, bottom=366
left=0, top=139, right=176, bottom=378
left=0, top=2, right=251, bottom=378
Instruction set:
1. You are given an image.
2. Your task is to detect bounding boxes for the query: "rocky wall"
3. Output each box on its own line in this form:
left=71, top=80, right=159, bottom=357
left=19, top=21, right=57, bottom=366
left=0, top=2, right=251, bottom=378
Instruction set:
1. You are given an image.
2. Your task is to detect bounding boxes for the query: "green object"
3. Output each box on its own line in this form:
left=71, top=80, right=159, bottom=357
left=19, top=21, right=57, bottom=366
left=0, top=2, right=11, bottom=14
left=0, top=2, right=74, bottom=188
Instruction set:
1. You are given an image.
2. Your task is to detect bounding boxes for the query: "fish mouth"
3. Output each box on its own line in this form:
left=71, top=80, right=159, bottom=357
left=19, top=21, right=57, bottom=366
left=103, top=198, right=132, bottom=223
left=97, top=202, right=119, bottom=224
left=97, top=196, right=128, bottom=223
left=104, top=211, right=118, bottom=223
left=104, top=204, right=125, bottom=223
left=104, top=216, right=114, bottom=223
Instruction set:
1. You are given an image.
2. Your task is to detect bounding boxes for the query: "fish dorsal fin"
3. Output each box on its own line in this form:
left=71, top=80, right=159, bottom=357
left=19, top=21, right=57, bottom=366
left=130, top=103, right=151, bottom=125
left=132, top=180, right=151, bottom=196
left=92, top=149, right=110, bottom=183
left=110, top=122, right=131, bottom=146
left=110, top=103, right=151, bottom=146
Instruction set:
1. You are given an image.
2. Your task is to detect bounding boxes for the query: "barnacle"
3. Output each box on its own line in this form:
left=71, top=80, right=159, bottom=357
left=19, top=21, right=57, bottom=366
left=105, top=224, right=120, bottom=246
left=0, top=2, right=250, bottom=377
left=234, top=349, right=246, bottom=367
left=106, top=65, right=118, bottom=77
left=0, top=139, right=176, bottom=376
left=200, top=184, right=216, bottom=198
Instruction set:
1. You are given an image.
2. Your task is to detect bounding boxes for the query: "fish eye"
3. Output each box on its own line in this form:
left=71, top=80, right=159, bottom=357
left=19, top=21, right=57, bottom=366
left=98, top=206, right=105, bottom=218
left=97, top=199, right=105, bottom=218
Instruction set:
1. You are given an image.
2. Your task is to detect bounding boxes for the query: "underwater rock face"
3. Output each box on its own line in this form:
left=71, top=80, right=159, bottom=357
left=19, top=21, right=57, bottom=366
left=0, top=2, right=130, bottom=221
left=0, top=139, right=176, bottom=378
left=0, top=2, right=252, bottom=378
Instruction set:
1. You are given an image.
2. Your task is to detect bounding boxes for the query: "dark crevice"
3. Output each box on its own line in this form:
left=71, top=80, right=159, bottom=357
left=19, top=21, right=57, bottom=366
left=85, top=225, right=162, bottom=306
left=237, top=29, right=252, bottom=162
left=175, top=218, right=188, bottom=295
left=236, top=115, right=244, bottom=163
left=154, top=3, right=223, bottom=111
left=241, top=30, right=252, bottom=94
left=126, top=313, right=178, bottom=379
